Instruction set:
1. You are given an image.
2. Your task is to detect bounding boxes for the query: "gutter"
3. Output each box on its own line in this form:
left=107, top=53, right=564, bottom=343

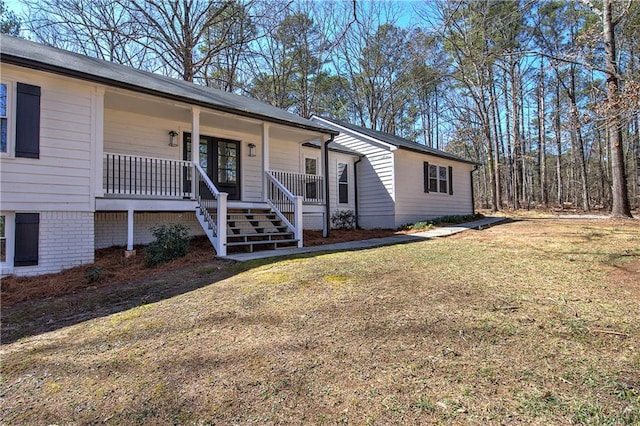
left=324, top=135, right=334, bottom=237
left=470, top=164, right=479, bottom=215
left=354, top=156, right=363, bottom=229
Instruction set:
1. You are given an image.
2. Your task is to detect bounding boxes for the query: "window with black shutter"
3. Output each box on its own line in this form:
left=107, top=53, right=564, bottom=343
left=16, top=83, right=41, bottom=159
left=338, top=162, right=348, bottom=204
left=14, top=213, right=39, bottom=266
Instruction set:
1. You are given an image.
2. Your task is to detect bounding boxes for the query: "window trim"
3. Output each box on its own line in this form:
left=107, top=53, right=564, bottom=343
left=337, top=161, right=349, bottom=205
left=0, top=80, right=15, bottom=158
left=424, top=161, right=452, bottom=195
left=0, top=212, right=15, bottom=276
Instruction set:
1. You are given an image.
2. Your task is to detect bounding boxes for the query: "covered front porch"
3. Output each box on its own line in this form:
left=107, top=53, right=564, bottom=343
left=95, top=88, right=335, bottom=256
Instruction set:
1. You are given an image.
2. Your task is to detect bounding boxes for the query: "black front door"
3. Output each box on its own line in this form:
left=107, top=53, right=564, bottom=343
left=184, top=133, right=241, bottom=200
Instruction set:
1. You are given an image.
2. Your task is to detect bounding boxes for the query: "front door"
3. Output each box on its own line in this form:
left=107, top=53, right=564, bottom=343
left=184, top=133, right=241, bottom=200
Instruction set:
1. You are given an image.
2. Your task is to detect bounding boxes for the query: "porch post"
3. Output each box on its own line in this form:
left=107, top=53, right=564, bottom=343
left=216, top=193, right=228, bottom=256
left=126, top=208, right=135, bottom=254
left=191, top=107, right=200, bottom=200
left=262, top=123, right=270, bottom=201
left=294, top=195, right=303, bottom=247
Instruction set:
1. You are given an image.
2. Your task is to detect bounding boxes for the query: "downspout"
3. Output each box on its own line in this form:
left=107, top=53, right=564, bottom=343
left=354, top=156, right=363, bottom=229
left=324, top=135, right=334, bottom=237
left=470, top=164, right=479, bottom=215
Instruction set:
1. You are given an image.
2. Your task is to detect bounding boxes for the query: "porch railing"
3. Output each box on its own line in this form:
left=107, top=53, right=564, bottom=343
left=268, top=170, right=324, bottom=205
left=194, top=163, right=227, bottom=256
left=103, top=152, right=192, bottom=198
left=266, top=171, right=303, bottom=247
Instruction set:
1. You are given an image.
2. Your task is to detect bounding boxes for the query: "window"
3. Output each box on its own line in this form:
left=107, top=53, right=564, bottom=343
left=0, top=81, right=41, bottom=158
left=1, top=83, right=7, bottom=153
left=0, top=212, right=15, bottom=275
left=338, top=162, right=348, bottom=204
left=424, top=162, right=453, bottom=195
left=305, top=157, right=318, bottom=200
left=429, top=164, right=438, bottom=193
left=305, top=158, right=317, bottom=175
left=439, top=166, right=448, bottom=193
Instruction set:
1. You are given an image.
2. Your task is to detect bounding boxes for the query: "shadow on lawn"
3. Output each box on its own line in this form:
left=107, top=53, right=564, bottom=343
left=0, top=261, right=241, bottom=345
left=1, top=219, right=511, bottom=345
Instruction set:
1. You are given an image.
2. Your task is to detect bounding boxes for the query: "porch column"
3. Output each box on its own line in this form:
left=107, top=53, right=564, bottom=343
left=191, top=107, right=200, bottom=199
left=126, top=208, right=135, bottom=253
left=262, top=123, right=270, bottom=201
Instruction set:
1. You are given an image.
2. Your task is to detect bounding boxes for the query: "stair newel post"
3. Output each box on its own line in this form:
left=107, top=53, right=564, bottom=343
left=217, top=192, right=228, bottom=256
left=294, top=195, right=303, bottom=248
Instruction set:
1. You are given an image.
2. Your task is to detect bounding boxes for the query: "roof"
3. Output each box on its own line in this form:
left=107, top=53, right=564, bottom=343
left=0, top=36, right=338, bottom=137
left=312, top=116, right=477, bottom=165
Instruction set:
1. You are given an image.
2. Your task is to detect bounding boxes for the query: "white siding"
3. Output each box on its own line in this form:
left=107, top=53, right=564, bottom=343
left=332, top=133, right=396, bottom=229
left=15, top=211, right=94, bottom=276
left=0, top=66, right=94, bottom=212
left=394, top=149, right=474, bottom=227
left=269, top=137, right=302, bottom=173
left=103, top=109, right=265, bottom=202
left=95, top=211, right=205, bottom=249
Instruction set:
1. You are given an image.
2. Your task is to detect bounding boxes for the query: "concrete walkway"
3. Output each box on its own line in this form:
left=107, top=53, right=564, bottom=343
left=223, top=216, right=506, bottom=262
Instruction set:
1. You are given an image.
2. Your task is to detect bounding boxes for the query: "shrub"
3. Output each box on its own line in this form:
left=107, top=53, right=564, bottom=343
left=85, top=266, right=103, bottom=283
left=331, top=209, right=356, bottom=230
left=144, top=224, right=191, bottom=267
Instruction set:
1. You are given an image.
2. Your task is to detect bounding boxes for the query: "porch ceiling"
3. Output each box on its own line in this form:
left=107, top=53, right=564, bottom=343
left=105, top=90, right=325, bottom=143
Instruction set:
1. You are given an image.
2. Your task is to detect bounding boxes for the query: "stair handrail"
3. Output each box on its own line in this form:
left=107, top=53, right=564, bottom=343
left=266, top=171, right=303, bottom=247
left=194, top=163, right=227, bottom=256
left=194, top=163, right=221, bottom=197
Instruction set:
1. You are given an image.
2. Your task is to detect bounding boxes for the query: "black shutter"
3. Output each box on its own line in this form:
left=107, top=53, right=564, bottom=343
left=448, top=166, right=454, bottom=195
left=423, top=162, right=429, bottom=193
left=16, top=83, right=41, bottom=159
left=15, top=213, right=39, bottom=266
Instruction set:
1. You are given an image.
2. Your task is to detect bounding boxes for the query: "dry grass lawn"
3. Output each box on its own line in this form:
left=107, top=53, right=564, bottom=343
left=1, top=217, right=639, bottom=424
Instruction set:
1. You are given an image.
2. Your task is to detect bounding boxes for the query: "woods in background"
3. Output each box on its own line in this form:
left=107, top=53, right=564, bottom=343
left=6, top=0, right=640, bottom=215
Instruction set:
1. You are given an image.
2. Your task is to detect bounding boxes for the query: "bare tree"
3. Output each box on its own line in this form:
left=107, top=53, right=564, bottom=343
left=25, top=0, right=149, bottom=68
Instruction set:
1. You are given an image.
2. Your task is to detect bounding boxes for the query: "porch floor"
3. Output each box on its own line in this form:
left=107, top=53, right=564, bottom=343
left=223, top=217, right=506, bottom=262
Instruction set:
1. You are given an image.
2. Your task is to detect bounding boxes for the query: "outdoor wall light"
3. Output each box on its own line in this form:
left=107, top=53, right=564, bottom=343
left=248, top=143, right=256, bottom=157
left=168, top=130, right=179, bottom=147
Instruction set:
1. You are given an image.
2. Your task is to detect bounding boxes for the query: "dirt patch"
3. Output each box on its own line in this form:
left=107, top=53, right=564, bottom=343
left=1, top=230, right=398, bottom=307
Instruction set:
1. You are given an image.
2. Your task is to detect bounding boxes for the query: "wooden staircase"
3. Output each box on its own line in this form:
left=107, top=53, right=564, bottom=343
left=225, top=207, right=299, bottom=253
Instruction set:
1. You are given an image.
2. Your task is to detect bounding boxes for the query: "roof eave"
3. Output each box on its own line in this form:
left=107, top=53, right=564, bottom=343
left=397, top=146, right=480, bottom=165
left=1, top=53, right=339, bottom=137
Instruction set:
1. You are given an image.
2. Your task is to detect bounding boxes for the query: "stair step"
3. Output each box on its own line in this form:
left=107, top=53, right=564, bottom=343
left=227, top=218, right=281, bottom=224
left=227, top=232, right=294, bottom=238
left=226, top=239, right=299, bottom=248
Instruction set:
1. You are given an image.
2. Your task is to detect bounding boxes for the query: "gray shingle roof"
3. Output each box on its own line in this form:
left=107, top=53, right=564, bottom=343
left=0, top=35, right=338, bottom=136
left=312, top=116, right=477, bottom=164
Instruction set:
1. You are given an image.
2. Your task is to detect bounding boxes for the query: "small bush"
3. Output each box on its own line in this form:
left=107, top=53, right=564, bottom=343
left=331, top=209, right=356, bottom=230
left=144, top=224, right=191, bottom=267
left=85, top=266, right=103, bottom=283
left=398, top=213, right=483, bottom=231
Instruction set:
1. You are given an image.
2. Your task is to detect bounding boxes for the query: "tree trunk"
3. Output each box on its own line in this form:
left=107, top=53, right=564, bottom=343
left=538, top=59, right=548, bottom=207
left=602, top=0, right=632, bottom=217
left=555, top=79, right=563, bottom=208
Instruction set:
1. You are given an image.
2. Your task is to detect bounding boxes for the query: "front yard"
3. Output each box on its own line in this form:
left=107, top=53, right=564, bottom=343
left=1, top=217, right=639, bottom=424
